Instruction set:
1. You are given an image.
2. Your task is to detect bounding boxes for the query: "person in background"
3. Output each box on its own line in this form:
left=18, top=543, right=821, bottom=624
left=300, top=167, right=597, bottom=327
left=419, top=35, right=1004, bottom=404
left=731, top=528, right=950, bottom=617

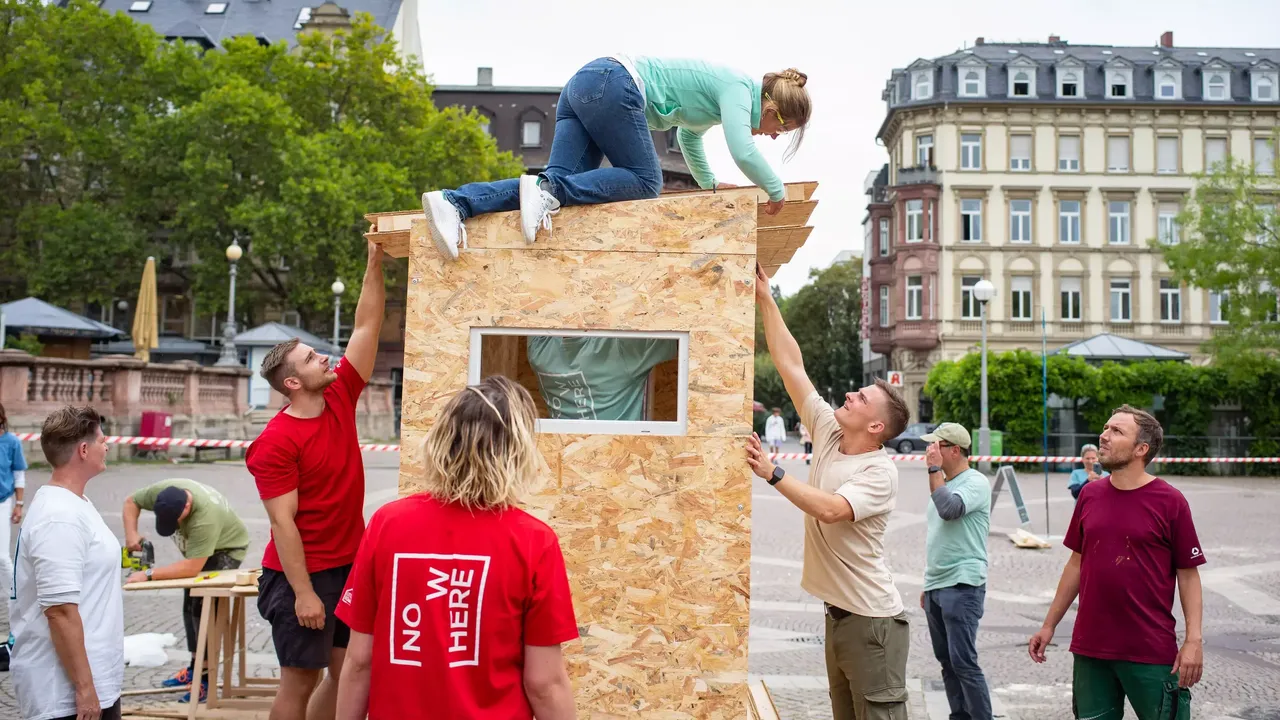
left=11, top=406, right=123, bottom=720
left=764, top=408, right=787, bottom=455
left=334, top=376, right=577, bottom=720
left=1068, top=443, right=1104, bottom=500
left=799, top=422, right=813, bottom=465
left=123, top=479, right=251, bottom=703
left=0, top=401, right=28, bottom=643
left=1030, top=405, right=1205, bottom=719
left=527, top=336, right=676, bottom=422
left=919, top=423, right=993, bottom=720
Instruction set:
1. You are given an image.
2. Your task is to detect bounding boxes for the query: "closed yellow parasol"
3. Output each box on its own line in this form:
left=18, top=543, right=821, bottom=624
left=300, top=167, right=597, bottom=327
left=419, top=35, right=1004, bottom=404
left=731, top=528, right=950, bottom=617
left=132, top=256, right=159, bottom=363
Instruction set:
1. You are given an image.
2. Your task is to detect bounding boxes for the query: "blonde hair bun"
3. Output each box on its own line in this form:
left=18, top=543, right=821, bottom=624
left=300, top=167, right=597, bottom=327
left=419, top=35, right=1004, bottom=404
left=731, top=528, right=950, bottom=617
left=777, top=68, right=807, bottom=88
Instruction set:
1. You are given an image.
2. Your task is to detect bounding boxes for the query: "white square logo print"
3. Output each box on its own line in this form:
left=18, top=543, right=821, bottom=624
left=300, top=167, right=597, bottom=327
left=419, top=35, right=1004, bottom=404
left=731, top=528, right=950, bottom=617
left=390, top=554, right=492, bottom=668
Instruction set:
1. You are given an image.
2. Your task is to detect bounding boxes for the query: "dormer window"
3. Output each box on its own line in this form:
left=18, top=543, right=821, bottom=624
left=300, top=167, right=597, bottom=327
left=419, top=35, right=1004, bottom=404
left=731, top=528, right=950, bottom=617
left=1203, top=64, right=1230, bottom=101
left=1252, top=63, right=1279, bottom=102
left=963, top=71, right=981, bottom=96
left=1061, top=73, right=1079, bottom=97
left=1159, top=73, right=1178, bottom=98
left=913, top=70, right=933, bottom=100
left=1108, top=72, right=1130, bottom=98
left=956, top=60, right=986, bottom=98
left=1006, top=56, right=1039, bottom=98
left=1012, top=71, right=1031, bottom=96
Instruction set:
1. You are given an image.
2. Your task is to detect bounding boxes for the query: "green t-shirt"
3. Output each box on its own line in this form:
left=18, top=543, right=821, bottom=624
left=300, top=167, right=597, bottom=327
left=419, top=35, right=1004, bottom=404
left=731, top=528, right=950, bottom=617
left=527, top=337, right=678, bottom=421
left=131, top=479, right=249, bottom=562
left=924, top=468, right=991, bottom=591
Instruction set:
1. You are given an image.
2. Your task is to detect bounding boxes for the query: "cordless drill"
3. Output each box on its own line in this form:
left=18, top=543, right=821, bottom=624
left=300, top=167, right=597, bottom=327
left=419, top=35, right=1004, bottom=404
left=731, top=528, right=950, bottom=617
left=122, top=539, right=155, bottom=574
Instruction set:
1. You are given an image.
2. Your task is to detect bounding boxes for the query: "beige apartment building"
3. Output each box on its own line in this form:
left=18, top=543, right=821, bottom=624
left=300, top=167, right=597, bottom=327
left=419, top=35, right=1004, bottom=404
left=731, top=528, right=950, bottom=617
left=865, top=32, right=1279, bottom=420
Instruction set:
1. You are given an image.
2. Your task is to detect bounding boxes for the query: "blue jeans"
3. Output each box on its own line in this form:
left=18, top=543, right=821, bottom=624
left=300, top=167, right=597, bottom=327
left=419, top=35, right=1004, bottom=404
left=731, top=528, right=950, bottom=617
left=444, top=57, right=663, bottom=219
left=924, top=584, right=992, bottom=720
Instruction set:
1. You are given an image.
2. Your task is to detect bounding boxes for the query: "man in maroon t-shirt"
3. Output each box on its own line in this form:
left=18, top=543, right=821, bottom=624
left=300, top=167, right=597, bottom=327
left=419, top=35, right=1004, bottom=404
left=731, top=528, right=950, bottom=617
left=247, top=240, right=384, bottom=720
left=1029, top=405, right=1205, bottom=720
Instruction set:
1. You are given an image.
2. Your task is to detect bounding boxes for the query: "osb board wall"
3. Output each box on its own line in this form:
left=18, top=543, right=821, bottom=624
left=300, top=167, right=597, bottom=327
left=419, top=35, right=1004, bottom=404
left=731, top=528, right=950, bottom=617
left=398, top=190, right=758, bottom=717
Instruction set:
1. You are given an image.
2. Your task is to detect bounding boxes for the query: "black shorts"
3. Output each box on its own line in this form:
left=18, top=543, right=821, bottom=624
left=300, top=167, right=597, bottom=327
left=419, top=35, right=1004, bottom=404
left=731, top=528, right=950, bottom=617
left=257, top=564, right=352, bottom=670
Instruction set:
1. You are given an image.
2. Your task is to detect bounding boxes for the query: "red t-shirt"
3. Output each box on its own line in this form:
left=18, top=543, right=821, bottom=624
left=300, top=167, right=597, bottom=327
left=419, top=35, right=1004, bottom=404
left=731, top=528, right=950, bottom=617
left=247, top=358, right=367, bottom=573
left=1064, top=477, right=1206, bottom=665
left=335, top=494, right=578, bottom=720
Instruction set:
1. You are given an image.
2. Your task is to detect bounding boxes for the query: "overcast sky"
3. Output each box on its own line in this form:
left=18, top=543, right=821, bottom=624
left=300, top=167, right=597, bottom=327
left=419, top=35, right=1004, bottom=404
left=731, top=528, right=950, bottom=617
left=418, top=0, right=1279, bottom=295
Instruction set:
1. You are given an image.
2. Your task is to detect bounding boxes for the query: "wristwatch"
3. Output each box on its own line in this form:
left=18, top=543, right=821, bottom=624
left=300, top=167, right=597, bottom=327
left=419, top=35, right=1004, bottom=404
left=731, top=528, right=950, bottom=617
left=769, top=466, right=786, bottom=486
left=145, top=568, right=153, bottom=580
left=928, top=465, right=943, bottom=475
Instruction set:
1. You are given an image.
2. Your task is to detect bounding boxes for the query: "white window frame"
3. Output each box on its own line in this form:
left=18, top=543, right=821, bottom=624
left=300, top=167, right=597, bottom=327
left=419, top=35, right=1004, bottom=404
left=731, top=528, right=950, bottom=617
left=1157, top=136, right=1179, bottom=175
left=294, top=7, right=312, bottom=29
left=1058, top=70, right=1081, bottom=98
left=1010, top=199, right=1032, bottom=243
left=1160, top=279, right=1182, bottom=323
left=1011, top=277, right=1034, bottom=321
left=521, top=120, right=543, bottom=147
left=960, top=133, right=982, bottom=170
left=1253, top=72, right=1277, bottom=102
left=879, top=285, right=890, bottom=327
left=961, top=199, right=983, bottom=242
left=1157, top=72, right=1181, bottom=100
left=1010, top=134, right=1032, bottom=171
left=1107, top=135, right=1130, bottom=173
left=129, top=0, right=152, bottom=11
left=1254, top=137, right=1275, bottom=176
left=1009, top=69, right=1035, bottom=98
left=916, top=134, right=934, bottom=167
left=468, top=328, right=689, bottom=436
left=1205, top=136, right=1228, bottom=169
left=206, top=2, right=227, bottom=14
left=878, top=218, right=890, bottom=256
left=1205, top=71, right=1229, bottom=101
left=1107, top=68, right=1133, bottom=99
left=1158, top=203, right=1180, bottom=245
left=1061, top=277, right=1082, bottom=322
left=906, top=276, right=924, bottom=320
left=1058, top=134, right=1080, bottom=172
left=1209, top=290, right=1229, bottom=324
left=960, top=276, right=982, bottom=320
left=1110, top=279, right=1132, bottom=322
left=913, top=70, right=933, bottom=100
left=960, top=68, right=986, bottom=98
left=1059, top=200, right=1081, bottom=244
left=906, top=200, right=923, bottom=242
left=1108, top=201, right=1131, bottom=245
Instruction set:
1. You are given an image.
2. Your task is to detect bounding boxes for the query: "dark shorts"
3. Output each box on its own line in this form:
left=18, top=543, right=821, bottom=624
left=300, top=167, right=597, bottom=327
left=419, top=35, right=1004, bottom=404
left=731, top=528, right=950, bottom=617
left=257, top=564, right=352, bottom=670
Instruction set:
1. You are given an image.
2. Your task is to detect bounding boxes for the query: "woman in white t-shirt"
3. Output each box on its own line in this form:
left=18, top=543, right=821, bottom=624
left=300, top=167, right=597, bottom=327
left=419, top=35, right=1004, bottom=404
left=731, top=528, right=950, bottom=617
left=10, top=406, right=123, bottom=720
left=764, top=408, right=787, bottom=454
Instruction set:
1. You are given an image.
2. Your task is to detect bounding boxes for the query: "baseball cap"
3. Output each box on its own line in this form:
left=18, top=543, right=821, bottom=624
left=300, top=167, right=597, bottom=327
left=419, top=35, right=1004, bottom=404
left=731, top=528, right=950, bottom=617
left=153, top=486, right=189, bottom=537
left=920, top=422, right=972, bottom=449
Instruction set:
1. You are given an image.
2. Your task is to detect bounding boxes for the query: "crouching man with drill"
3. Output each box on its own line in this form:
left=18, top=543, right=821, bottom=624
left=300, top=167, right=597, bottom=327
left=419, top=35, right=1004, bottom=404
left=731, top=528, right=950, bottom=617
left=123, top=479, right=250, bottom=702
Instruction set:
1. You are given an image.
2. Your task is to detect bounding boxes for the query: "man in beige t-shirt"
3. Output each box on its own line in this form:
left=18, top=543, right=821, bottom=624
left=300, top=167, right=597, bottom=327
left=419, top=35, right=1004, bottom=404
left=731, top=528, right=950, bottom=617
left=746, top=264, right=912, bottom=720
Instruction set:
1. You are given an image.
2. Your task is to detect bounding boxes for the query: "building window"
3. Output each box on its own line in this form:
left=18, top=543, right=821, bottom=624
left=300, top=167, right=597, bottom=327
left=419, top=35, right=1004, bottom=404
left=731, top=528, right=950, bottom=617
left=129, top=1, right=152, bottom=10
left=1010, top=199, right=1032, bottom=243
left=478, top=114, right=492, bottom=136
left=294, top=7, right=312, bottom=29
left=206, top=2, right=227, bottom=14
left=1210, top=290, right=1229, bottom=323
left=1158, top=203, right=1180, bottom=244
left=1256, top=75, right=1276, bottom=101
left=1011, top=70, right=1032, bottom=97
left=878, top=218, right=890, bottom=256
left=906, top=199, right=923, bottom=242
left=1011, top=277, right=1033, bottom=321
left=1108, top=201, right=1131, bottom=245
left=1059, top=200, right=1081, bottom=244
left=916, top=134, right=933, bottom=167
left=1058, top=135, right=1080, bottom=172
left=1061, top=277, right=1082, bottom=322
left=961, top=199, right=982, bottom=242
left=1107, top=136, right=1130, bottom=173
left=1160, top=278, right=1182, bottom=323
left=914, top=71, right=932, bottom=100
left=960, top=133, right=982, bottom=170
left=961, top=70, right=984, bottom=97
left=879, top=286, right=890, bottom=327
left=1255, top=137, right=1275, bottom=175
left=1060, top=72, right=1080, bottom=98
left=961, top=276, right=982, bottom=319
left=1206, top=72, right=1228, bottom=101
left=1205, top=137, right=1228, bottom=169
left=1157, top=136, right=1179, bottom=174
left=1108, top=72, right=1130, bottom=98
left=906, top=276, right=923, bottom=320
left=1110, top=279, right=1132, bottom=322
left=522, top=120, right=543, bottom=147
left=1158, top=73, right=1179, bottom=99
left=1010, top=134, right=1032, bottom=171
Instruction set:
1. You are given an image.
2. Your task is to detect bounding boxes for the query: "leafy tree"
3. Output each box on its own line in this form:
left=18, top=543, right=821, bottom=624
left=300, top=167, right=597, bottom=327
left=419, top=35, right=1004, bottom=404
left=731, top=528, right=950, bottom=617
left=1160, top=136, right=1280, bottom=352
left=781, top=261, right=863, bottom=400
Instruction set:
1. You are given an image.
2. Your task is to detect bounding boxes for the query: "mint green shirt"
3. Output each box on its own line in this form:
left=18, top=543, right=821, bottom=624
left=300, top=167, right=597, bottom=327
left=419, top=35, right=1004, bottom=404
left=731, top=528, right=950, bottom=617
left=527, top=337, right=677, bottom=421
left=923, top=468, right=991, bottom=591
left=632, top=57, right=785, bottom=201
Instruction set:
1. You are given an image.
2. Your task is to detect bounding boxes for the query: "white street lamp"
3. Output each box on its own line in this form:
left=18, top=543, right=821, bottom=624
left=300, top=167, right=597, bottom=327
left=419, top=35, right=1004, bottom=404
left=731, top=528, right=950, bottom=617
left=216, top=240, right=244, bottom=366
left=331, top=279, right=345, bottom=352
left=973, top=279, right=997, bottom=472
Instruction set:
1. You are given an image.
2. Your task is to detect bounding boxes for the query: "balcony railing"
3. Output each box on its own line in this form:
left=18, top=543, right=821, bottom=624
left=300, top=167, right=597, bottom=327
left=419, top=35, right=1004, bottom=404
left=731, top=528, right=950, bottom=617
left=895, top=164, right=938, bottom=187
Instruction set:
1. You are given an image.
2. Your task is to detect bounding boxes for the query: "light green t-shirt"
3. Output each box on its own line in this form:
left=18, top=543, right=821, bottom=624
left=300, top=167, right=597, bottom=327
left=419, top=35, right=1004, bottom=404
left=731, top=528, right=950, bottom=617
left=131, top=479, right=249, bottom=562
left=923, top=468, right=991, bottom=591
left=527, top=337, right=678, bottom=421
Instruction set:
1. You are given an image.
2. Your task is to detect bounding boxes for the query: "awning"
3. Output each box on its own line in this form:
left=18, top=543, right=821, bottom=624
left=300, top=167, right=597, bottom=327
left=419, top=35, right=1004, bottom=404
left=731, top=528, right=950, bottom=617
left=233, top=322, right=341, bottom=356
left=1057, top=333, right=1189, bottom=362
left=0, top=297, right=123, bottom=339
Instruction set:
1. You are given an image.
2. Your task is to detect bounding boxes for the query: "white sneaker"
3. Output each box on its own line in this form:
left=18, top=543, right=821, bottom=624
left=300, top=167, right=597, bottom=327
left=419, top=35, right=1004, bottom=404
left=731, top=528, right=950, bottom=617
left=519, top=175, right=560, bottom=244
left=422, top=191, right=466, bottom=261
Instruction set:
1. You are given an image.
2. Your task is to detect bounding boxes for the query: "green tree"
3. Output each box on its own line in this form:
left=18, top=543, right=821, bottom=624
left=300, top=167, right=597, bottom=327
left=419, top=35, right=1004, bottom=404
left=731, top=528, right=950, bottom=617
left=782, top=261, right=863, bottom=401
left=1160, top=135, right=1280, bottom=351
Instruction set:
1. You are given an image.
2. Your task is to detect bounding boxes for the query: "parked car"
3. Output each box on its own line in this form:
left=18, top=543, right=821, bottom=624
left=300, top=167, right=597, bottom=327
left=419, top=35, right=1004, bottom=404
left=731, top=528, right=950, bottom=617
left=888, top=422, right=938, bottom=454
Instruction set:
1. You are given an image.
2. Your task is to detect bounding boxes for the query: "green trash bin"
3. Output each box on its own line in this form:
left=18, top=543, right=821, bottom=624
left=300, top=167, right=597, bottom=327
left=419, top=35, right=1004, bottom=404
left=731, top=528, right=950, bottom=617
left=987, top=430, right=1004, bottom=457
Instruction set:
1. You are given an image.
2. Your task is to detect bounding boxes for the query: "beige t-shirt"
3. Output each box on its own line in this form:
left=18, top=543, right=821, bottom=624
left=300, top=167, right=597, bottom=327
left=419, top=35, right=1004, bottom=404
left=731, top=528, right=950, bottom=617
left=799, top=391, right=904, bottom=617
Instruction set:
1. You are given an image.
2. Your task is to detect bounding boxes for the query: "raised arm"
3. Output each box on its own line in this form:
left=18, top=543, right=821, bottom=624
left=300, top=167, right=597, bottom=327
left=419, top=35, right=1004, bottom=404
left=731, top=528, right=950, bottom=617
left=754, top=264, right=815, bottom=409
left=343, top=240, right=386, bottom=382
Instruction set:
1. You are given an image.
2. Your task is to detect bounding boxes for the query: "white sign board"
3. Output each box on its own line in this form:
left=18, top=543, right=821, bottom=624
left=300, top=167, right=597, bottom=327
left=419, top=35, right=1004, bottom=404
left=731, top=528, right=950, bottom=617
left=886, top=370, right=904, bottom=387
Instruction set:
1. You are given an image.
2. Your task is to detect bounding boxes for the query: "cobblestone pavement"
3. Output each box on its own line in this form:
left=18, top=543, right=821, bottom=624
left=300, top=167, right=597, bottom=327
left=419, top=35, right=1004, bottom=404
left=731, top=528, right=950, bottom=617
left=5, top=445, right=1280, bottom=720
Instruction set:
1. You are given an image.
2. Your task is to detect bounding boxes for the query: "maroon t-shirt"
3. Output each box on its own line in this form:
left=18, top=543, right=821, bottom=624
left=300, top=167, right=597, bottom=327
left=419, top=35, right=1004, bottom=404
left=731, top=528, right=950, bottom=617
left=1064, top=477, right=1206, bottom=665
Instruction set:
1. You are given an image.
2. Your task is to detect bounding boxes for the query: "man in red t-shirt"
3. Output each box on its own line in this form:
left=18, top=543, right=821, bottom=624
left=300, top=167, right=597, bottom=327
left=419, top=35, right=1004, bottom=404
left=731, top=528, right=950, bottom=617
left=246, top=240, right=384, bottom=720
left=1029, top=405, right=1205, bottom=720
left=333, top=376, right=578, bottom=720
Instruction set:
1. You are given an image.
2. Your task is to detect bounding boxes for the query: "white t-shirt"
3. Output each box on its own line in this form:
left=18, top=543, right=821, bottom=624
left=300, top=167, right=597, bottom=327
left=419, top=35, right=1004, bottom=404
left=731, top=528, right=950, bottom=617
left=764, top=415, right=787, bottom=444
left=10, top=485, right=124, bottom=720
left=798, top=391, right=904, bottom=617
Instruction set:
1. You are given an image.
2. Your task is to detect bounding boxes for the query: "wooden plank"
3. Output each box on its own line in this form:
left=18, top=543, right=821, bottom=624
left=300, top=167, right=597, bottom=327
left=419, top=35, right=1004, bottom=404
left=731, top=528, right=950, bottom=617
left=748, top=679, right=782, bottom=720
left=757, top=200, right=817, bottom=229
left=125, top=571, right=240, bottom=591
left=659, top=180, right=817, bottom=202
left=364, top=229, right=410, bottom=259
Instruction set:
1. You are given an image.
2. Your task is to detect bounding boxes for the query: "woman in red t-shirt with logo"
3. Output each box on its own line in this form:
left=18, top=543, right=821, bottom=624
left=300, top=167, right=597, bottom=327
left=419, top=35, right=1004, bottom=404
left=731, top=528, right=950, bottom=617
left=334, top=376, right=578, bottom=720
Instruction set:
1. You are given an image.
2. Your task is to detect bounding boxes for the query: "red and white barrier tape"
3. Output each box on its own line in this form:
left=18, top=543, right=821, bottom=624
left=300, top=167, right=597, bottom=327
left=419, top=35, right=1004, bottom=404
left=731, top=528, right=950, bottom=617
left=12, top=434, right=1278, bottom=463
